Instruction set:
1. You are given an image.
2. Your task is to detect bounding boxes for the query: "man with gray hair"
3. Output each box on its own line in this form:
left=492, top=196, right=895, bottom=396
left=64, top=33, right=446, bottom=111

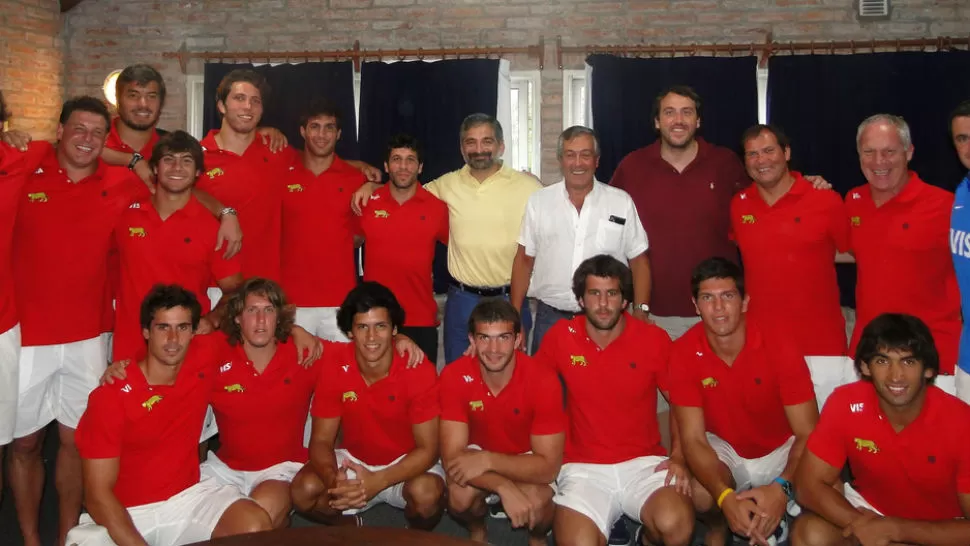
left=354, top=114, right=541, bottom=364
left=511, top=126, right=650, bottom=353
left=844, top=113, right=961, bottom=394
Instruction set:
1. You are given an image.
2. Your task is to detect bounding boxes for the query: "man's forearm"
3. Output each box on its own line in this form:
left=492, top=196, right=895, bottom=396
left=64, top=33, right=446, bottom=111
left=191, top=188, right=227, bottom=218
left=683, top=438, right=732, bottom=499
left=894, top=518, right=970, bottom=545
left=465, top=470, right=517, bottom=495
left=101, top=147, right=135, bottom=168
left=629, top=254, right=651, bottom=307
left=509, top=252, right=534, bottom=311
left=309, top=443, right=339, bottom=486
left=487, top=452, right=558, bottom=485
left=373, top=447, right=437, bottom=490
left=667, top=404, right=684, bottom=461
left=779, top=435, right=809, bottom=482
left=88, top=495, right=149, bottom=546
left=796, top=482, right=864, bottom=529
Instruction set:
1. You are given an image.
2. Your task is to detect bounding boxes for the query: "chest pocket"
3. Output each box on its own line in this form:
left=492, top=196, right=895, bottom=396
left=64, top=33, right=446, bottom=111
left=595, top=219, right=624, bottom=254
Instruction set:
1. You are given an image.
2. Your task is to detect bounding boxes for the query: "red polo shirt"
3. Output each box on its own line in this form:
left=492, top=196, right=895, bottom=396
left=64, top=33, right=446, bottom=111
left=669, top=321, right=816, bottom=459
left=75, top=334, right=223, bottom=508
left=280, top=155, right=366, bottom=307
left=311, top=343, right=439, bottom=465
left=360, top=185, right=448, bottom=326
left=112, top=196, right=241, bottom=362
left=730, top=173, right=848, bottom=356
left=0, top=142, right=47, bottom=334
left=845, top=173, right=961, bottom=373
left=13, top=145, right=149, bottom=346
left=535, top=314, right=671, bottom=464
left=211, top=337, right=327, bottom=471
left=611, top=138, right=750, bottom=317
left=807, top=381, right=970, bottom=520
left=198, top=130, right=297, bottom=281
left=439, top=353, right=565, bottom=454
left=104, top=118, right=161, bottom=158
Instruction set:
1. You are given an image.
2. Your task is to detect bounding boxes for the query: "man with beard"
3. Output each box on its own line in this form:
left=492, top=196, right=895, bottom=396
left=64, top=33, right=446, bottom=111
left=792, top=313, right=970, bottom=546
left=731, top=124, right=854, bottom=408
left=670, top=257, right=818, bottom=546
left=281, top=97, right=368, bottom=342
left=359, top=134, right=448, bottom=359
left=948, top=100, right=970, bottom=404
left=845, top=114, right=961, bottom=395
left=512, top=125, right=650, bottom=354
left=439, top=298, right=565, bottom=546
left=536, top=255, right=697, bottom=546
left=354, top=114, right=541, bottom=364
left=111, top=131, right=243, bottom=363
left=291, top=282, right=445, bottom=530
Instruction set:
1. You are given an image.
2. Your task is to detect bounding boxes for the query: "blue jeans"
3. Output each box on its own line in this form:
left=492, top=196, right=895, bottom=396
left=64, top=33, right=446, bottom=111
left=530, top=300, right=578, bottom=355
left=443, top=285, right=531, bottom=365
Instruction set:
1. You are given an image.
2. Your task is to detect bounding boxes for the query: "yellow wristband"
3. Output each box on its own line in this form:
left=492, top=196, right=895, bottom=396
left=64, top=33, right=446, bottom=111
left=716, top=488, right=734, bottom=508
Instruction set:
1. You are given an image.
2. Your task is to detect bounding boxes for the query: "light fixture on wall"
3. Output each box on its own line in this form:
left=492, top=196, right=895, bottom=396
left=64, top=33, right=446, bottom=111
left=102, top=69, right=123, bottom=107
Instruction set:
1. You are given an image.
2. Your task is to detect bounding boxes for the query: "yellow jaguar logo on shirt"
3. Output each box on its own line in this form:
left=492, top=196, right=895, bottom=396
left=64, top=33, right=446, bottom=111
left=342, top=391, right=358, bottom=402
left=469, top=400, right=485, bottom=412
left=701, top=377, right=718, bottom=388
left=128, top=227, right=147, bottom=238
left=854, top=438, right=879, bottom=453
left=27, top=192, right=48, bottom=203
left=741, top=214, right=756, bottom=224
left=142, top=395, right=163, bottom=412
left=569, top=355, right=587, bottom=367
left=850, top=216, right=861, bottom=227
left=206, top=167, right=225, bottom=179
left=224, top=383, right=245, bottom=393
left=287, top=183, right=304, bottom=192
left=373, top=210, right=389, bottom=219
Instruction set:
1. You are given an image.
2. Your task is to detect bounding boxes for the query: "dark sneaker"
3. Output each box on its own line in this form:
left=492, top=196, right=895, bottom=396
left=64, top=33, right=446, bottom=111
left=608, top=519, right=632, bottom=546
left=487, top=501, right=508, bottom=519
left=768, top=516, right=789, bottom=546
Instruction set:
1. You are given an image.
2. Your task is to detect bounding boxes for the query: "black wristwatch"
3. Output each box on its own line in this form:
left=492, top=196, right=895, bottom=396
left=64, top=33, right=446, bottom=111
left=128, top=152, right=144, bottom=171
left=773, top=477, right=794, bottom=502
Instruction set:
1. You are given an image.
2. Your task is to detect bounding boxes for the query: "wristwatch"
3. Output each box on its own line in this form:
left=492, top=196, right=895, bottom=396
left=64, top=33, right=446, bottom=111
left=637, top=303, right=650, bottom=314
left=127, top=152, right=144, bottom=171
left=773, top=477, right=794, bottom=502
left=218, top=207, right=237, bottom=219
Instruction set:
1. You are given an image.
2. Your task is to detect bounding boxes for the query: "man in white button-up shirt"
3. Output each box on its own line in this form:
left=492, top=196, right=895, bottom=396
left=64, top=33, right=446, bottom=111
left=511, top=126, right=652, bottom=354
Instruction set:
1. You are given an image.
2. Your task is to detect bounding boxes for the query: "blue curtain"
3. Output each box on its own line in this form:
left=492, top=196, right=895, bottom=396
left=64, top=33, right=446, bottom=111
left=202, top=62, right=358, bottom=157
left=768, top=51, right=970, bottom=307
left=357, top=59, right=500, bottom=293
left=588, top=54, right=759, bottom=183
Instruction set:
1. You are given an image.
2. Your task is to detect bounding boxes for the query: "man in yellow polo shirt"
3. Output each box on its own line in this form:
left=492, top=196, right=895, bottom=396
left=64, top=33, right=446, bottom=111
left=354, top=114, right=541, bottom=364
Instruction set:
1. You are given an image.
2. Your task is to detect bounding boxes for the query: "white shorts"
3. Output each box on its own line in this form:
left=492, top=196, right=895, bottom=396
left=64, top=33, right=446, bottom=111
left=955, top=367, right=970, bottom=405
left=295, top=307, right=349, bottom=342
left=935, top=374, right=957, bottom=397
left=805, top=356, right=858, bottom=411
left=335, top=449, right=445, bottom=515
left=707, top=433, right=793, bottom=491
left=0, top=324, right=21, bottom=444
left=554, top=456, right=671, bottom=539
left=201, top=451, right=303, bottom=496
left=843, top=483, right=882, bottom=515
left=65, top=476, right=247, bottom=546
left=15, top=334, right=108, bottom=437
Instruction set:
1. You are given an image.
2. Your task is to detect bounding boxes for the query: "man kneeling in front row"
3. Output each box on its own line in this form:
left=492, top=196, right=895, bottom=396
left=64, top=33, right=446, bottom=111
left=68, top=285, right=270, bottom=545
left=291, top=282, right=445, bottom=529
left=792, top=313, right=970, bottom=546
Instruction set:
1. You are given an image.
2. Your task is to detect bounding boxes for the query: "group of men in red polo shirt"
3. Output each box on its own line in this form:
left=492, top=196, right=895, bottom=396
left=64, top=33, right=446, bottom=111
left=1, top=68, right=969, bottom=546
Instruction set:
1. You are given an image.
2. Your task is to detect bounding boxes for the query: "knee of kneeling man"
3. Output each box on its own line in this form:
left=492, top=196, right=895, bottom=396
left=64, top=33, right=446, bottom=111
left=225, top=502, right=274, bottom=534
left=405, top=478, right=445, bottom=511
left=649, top=502, right=695, bottom=541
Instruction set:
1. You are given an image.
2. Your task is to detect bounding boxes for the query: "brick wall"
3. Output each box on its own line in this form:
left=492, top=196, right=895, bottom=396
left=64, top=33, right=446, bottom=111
left=62, top=0, right=969, bottom=183
left=0, top=0, right=63, bottom=139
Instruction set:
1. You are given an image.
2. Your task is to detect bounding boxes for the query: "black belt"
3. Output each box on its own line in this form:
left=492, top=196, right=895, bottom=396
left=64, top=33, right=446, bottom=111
left=538, top=300, right=579, bottom=317
left=451, top=281, right=510, bottom=297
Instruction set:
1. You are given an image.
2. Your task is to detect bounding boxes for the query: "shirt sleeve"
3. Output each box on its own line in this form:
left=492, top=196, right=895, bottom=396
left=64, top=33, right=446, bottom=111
left=825, top=191, right=851, bottom=253
left=955, top=403, right=970, bottom=494
left=532, top=328, right=561, bottom=374
left=652, top=328, right=674, bottom=395
left=530, top=367, right=566, bottom=436
left=622, top=194, right=649, bottom=259
left=209, top=237, right=242, bottom=284
left=728, top=195, right=740, bottom=242
left=407, top=362, right=440, bottom=424
left=805, top=390, right=848, bottom=469
left=75, top=387, right=126, bottom=460
left=725, top=153, right=751, bottom=194
left=667, top=344, right=703, bottom=407
left=609, top=156, right=631, bottom=190
left=310, top=357, right=342, bottom=419
left=518, top=194, right=538, bottom=255
left=435, top=199, right=449, bottom=245
left=423, top=178, right=440, bottom=198
left=437, top=367, right=467, bottom=423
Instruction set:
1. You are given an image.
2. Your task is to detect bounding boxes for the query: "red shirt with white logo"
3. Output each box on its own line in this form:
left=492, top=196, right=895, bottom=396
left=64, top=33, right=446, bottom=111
left=845, top=173, right=961, bottom=373
left=311, top=343, right=439, bottom=465
left=0, top=142, right=47, bottom=334
left=535, top=314, right=671, bottom=464
left=730, top=173, right=848, bottom=356
left=75, top=334, right=223, bottom=508
left=111, top=196, right=240, bottom=361
left=439, top=353, right=565, bottom=454
left=280, top=155, right=366, bottom=307
left=669, top=321, right=816, bottom=459
left=807, top=381, right=970, bottom=520
left=13, top=145, right=149, bottom=346
left=211, top=337, right=328, bottom=471
left=360, top=185, right=448, bottom=326
left=198, top=131, right=297, bottom=281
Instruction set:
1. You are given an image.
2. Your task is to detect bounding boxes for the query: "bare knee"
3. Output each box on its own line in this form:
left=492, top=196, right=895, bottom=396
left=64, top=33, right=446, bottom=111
left=214, top=499, right=273, bottom=537
left=11, top=431, right=44, bottom=456
left=553, top=506, right=606, bottom=546
left=642, top=488, right=695, bottom=546
left=791, top=513, right=846, bottom=546
left=250, top=480, right=293, bottom=529
left=447, top=482, right=485, bottom=517
left=403, top=474, right=445, bottom=518
left=290, top=465, right=327, bottom=514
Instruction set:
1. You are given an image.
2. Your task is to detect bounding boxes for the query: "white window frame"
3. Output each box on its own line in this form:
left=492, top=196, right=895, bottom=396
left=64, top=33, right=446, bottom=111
left=509, top=69, right=541, bottom=177
left=185, top=74, right=205, bottom=140
left=757, top=65, right=769, bottom=124
left=562, top=69, right=588, bottom=129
